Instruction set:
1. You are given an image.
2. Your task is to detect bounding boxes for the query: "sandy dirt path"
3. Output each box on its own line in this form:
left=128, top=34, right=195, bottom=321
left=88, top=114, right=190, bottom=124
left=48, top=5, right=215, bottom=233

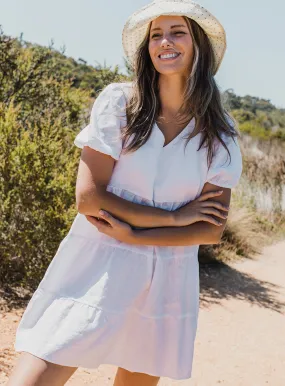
left=1, top=240, right=284, bottom=385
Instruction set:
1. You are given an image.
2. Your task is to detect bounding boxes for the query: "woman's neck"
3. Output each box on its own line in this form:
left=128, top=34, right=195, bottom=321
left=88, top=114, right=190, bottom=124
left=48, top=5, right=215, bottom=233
left=158, top=74, right=187, bottom=117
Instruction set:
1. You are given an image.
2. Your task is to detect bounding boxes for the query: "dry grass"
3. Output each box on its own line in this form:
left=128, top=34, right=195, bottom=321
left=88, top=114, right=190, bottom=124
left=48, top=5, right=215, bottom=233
left=199, top=134, right=285, bottom=264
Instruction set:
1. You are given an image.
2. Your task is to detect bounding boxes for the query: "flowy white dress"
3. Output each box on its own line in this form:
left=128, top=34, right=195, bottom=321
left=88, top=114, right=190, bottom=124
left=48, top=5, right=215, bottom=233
left=14, top=82, right=243, bottom=380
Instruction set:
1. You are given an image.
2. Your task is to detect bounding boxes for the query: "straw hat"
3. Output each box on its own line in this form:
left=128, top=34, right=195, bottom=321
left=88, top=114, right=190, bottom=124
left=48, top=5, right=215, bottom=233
left=122, top=0, right=227, bottom=74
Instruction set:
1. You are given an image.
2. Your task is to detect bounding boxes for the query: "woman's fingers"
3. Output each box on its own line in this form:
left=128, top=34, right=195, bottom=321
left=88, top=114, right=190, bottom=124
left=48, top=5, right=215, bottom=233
left=197, top=190, right=223, bottom=202
left=85, top=215, right=100, bottom=226
left=85, top=215, right=110, bottom=232
left=200, top=200, right=229, bottom=212
left=200, top=207, right=228, bottom=219
left=199, top=214, right=223, bottom=226
left=99, top=210, right=122, bottom=227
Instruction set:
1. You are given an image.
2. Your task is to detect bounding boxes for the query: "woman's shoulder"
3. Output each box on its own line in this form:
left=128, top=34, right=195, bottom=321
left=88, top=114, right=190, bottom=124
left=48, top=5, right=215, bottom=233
left=109, top=81, right=134, bottom=89
left=98, top=81, right=134, bottom=109
left=103, top=81, right=134, bottom=96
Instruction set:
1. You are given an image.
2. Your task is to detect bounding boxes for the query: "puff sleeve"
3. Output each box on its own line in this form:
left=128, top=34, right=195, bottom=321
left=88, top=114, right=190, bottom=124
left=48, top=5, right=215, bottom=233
left=74, top=83, right=127, bottom=160
left=205, top=134, right=243, bottom=189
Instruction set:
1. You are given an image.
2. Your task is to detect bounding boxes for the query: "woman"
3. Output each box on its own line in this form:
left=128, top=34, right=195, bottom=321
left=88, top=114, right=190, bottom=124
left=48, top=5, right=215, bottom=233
left=8, top=0, right=243, bottom=385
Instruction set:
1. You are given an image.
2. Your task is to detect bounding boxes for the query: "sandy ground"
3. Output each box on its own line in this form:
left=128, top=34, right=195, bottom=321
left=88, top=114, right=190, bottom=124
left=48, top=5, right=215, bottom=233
left=1, top=240, right=284, bottom=385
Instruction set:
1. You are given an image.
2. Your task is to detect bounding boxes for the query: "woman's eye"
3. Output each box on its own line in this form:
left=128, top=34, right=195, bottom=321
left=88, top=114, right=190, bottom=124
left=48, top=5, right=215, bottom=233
left=151, top=31, right=185, bottom=39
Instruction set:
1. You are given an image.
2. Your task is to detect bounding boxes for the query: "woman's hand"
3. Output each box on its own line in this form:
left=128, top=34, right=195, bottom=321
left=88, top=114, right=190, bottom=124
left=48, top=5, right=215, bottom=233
left=85, top=210, right=134, bottom=243
left=174, top=190, right=229, bottom=227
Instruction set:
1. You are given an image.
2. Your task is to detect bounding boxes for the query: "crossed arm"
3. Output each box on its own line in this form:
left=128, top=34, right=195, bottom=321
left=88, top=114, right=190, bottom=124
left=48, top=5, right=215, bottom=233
left=76, top=147, right=232, bottom=246
left=124, top=217, right=227, bottom=246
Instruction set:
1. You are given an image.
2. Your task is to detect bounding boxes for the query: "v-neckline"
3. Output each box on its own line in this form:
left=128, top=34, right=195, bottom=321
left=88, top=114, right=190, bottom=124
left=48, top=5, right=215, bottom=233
left=154, top=118, right=194, bottom=149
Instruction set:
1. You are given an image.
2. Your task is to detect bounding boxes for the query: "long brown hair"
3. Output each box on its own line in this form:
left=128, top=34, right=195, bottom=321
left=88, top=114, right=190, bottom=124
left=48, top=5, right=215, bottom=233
left=120, top=16, right=240, bottom=169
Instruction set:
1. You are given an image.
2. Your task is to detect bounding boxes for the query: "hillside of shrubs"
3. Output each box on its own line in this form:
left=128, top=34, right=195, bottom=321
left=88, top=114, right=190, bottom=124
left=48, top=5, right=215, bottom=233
left=0, top=28, right=284, bottom=291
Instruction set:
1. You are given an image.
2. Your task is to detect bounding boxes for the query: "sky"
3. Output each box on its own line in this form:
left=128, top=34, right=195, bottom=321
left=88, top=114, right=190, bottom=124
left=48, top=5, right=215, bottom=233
left=1, top=0, right=284, bottom=108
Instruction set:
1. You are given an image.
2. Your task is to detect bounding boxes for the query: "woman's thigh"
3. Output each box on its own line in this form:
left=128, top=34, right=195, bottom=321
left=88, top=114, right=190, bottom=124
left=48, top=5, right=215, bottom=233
left=7, top=352, right=77, bottom=386
left=113, top=367, right=160, bottom=386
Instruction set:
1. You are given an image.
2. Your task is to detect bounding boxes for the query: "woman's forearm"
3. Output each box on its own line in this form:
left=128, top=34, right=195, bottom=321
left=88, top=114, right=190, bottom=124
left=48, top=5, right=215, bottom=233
left=128, top=221, right=224, bottom=246
left=77, top=189, right=176, bottom=229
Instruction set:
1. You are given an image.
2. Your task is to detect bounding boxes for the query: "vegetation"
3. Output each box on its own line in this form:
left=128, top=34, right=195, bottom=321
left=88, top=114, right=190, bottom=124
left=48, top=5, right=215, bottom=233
left=223, top=89, right=285, bottom=140
left=0, top=28, right=284, bottom=289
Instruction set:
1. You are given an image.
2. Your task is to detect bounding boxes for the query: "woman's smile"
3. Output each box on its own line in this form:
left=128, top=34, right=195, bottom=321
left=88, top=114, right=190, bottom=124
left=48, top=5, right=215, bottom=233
left=158, top=52, right=181, bottom=61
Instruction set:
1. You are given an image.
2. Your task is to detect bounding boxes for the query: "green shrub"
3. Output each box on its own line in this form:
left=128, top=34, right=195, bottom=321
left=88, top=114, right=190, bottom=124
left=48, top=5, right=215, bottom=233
left=0, top=30, right=90, bottom=288
left=239, top=121, right=271, bottom=139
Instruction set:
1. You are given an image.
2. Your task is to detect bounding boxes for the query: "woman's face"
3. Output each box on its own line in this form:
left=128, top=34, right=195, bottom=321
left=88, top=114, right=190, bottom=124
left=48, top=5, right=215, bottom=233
left=148, top=15, right=194, bottom=76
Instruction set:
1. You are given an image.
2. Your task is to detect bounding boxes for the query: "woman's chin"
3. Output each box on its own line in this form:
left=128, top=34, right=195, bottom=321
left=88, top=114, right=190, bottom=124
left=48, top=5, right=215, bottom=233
left=155, top=66, right=187, bottom=76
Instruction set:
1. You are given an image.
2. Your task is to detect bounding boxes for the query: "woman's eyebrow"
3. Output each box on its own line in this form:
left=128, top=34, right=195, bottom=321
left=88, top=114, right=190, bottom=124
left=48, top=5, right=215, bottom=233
left=150, top=24, right=187, bottom=32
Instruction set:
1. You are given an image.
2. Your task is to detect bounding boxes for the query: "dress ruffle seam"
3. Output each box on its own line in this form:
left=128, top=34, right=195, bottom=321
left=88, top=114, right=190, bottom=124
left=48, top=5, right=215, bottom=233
left=37, top=287, right=197, bottom=320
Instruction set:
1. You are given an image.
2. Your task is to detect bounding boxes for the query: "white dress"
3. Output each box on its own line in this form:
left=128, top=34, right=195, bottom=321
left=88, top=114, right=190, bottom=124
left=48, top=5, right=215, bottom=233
left=14, top=82, right=243, bottom=380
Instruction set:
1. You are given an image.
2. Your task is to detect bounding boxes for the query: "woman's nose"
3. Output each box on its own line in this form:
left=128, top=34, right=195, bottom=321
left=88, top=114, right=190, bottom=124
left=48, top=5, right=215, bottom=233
left=161, top=37, right=173, bottom=48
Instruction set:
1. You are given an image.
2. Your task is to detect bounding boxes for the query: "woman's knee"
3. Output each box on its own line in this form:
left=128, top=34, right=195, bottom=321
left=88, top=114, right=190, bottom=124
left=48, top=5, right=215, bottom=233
left=6, top=352, right=77, bottom=386
left=113, top=367, right=160, bottom=386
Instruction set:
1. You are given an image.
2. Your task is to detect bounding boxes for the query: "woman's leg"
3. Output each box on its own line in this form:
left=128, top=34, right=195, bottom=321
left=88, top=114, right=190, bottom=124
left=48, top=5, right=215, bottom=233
left=113, top=367, right=160, bottom=386
left=6, top=352, right=77, bottom=386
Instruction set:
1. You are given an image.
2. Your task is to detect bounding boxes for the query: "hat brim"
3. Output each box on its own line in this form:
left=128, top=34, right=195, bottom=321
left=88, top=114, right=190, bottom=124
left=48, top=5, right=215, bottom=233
left=122, top=0, right=227, bottom=75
